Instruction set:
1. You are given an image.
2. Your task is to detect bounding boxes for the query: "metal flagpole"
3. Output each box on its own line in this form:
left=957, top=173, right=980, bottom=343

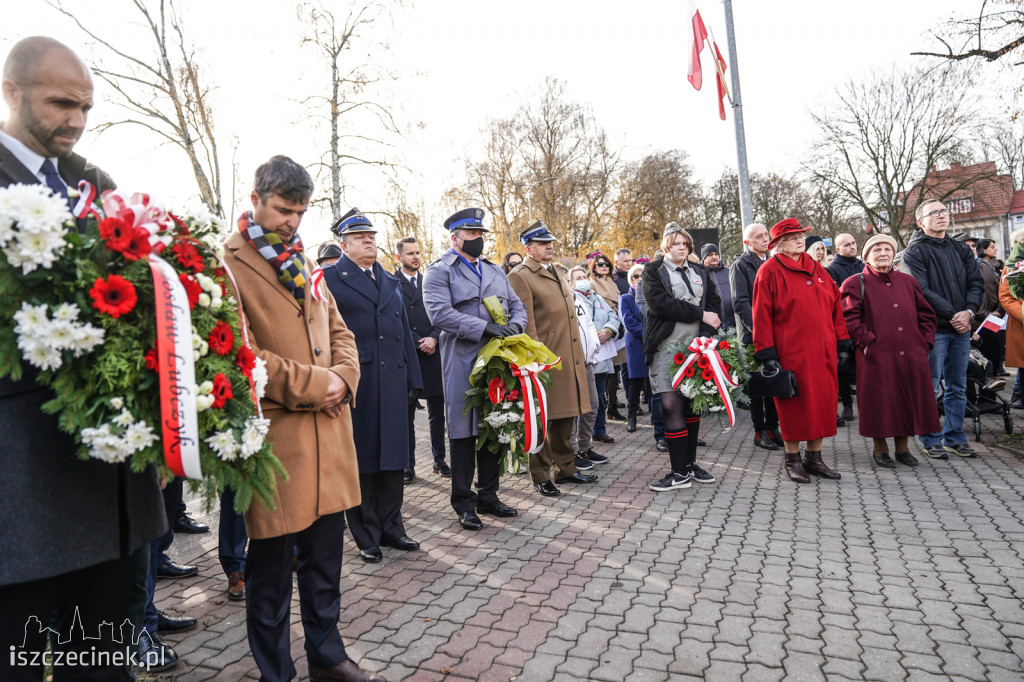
left=722, top=0, right=753, bottom=228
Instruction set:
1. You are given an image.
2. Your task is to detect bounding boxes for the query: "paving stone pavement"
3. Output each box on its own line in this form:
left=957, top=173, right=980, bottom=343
left=156, top=396, right=1024, bottom=681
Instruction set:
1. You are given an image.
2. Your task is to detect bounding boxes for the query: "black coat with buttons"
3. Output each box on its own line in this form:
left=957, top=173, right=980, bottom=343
left=394, top=268, right=443, bottom=398
left=324, top=256, right=422, bottom=473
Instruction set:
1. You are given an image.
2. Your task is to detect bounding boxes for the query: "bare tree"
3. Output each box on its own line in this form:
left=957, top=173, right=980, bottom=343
left=804, top=67, right=985, bottom=247
left=913, top=1, right=1024, bottom=65
left=47, top=0, right=224, bottom=215
left=298, top=0, right=404, bottom=221
left=976, top=118, right=1024, bottom=188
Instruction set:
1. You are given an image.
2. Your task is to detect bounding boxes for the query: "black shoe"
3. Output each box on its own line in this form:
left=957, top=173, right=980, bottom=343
left=689, top=464, right=715, bottom=483
left=535, top=481, right=561, bottom=496
left=873, top=452, right=895, bottom=468
left=173, top=512, right=209, bottom=534
left=459, top=511, right=483, bottom=530
left=382, top=535, right=420, bottom=550
left=636, top=407, right=645, bottom=416
left=696, top=438, right=706, bottom=447
left=606, top=409, right=626, bottom=421
left=925, top=445, right=949, bottom=460
left=837, top=415, right=846, bottom=427
left=580, top=448, right=608, bottom=464
left=614, top=399, right=625, bottom=409
left=137, top=633, right=179, bottom=672
left=414, top=400, right=425, bottom=410
left=555, top=472, right=598, bottom=484
left=656, top=438, right=668, bottom=452
left=627, top=413, right=637, bottom=432
left=593, top=433, right=615, bottom=443
left=403, top=467, right=415, bottom=484
left=754, top=430, right=778, bottom=451
left=649, top=471, right=691, bottom=491
left=359, top=547, right=383, bottom=563
left=770, top=428, right=784, bottom=447
left=573, top=454, right=594, bottom=470
left=432, top=460, right=452, bottom=477
left=156, top=560, right=198, bottom=580
left=477, top=500, right=518, bottom=517
left=157, top=611, right=197, bottom=634
left=894, top=451, right=919, bottom=467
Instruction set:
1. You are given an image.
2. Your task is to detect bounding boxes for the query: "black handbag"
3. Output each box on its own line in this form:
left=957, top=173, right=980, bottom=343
left=746, top=367, right=799, bottom=398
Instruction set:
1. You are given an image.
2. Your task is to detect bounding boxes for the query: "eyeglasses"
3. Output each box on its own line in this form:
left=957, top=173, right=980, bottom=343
left=923, top=208, right=950, bottom=219
left=630, top=274, right=642, bottom=280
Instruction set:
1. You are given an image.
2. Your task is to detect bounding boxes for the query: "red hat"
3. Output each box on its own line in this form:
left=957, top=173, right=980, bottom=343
left=767, top=218, right=811, bottom=250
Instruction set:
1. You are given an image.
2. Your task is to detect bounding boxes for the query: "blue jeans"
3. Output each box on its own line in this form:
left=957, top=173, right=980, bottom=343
left=650, top=393, right=665, bottom=440
left=920, top=331, right=969, bottom=448
left=593, top=373, right=609, bottom=436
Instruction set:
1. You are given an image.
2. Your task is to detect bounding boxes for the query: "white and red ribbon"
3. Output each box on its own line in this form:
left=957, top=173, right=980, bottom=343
left=309, top=266, right=326, bottom=301
left=511, top=358, right=561, bottom=454
left=215, top=255, right=263, bottom=418
left=101, top=189, right=175, bottom=253
left=1002, top=260, right=1024, bottom=281
left=149, top=255, right=202, bottom=479
left=671, top=337, right=738, bottom=427
left=72, top=180, right=99, bottom=220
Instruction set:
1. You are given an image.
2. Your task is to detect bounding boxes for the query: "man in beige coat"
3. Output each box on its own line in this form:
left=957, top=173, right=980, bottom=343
left=508, top=221, right=597, bottom=496
left=224, top=156, right=384, bottom=682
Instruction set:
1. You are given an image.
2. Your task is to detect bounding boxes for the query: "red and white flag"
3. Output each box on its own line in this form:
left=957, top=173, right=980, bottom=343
left=688, top=0, right=708, bottom=90
left=976, top=313, right=1007, bottom=335
left=712, top=40, right=729, bottom=120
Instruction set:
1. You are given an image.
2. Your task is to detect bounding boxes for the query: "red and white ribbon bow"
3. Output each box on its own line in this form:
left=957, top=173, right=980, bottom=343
left=100, top=189, right=175, bottom=253
left=72, top=180, right=100, bottom=220
left=511, top=358, right=561, bottom=454
left=671, top=336, right=738, bottom=427
left=1003, top=260, right=1024, bottom=281
left=309, top=266, right=326, bottom=301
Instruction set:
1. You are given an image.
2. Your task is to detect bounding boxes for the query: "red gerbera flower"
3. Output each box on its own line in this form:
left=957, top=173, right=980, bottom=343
left=235, top=345, right=256, bottom=377
left=684, top=366, right=696, bottom=378
left=673, top=353, right=686, bottom=365
left=144, top=347, right=159, bottom=371
left=121, top=227, right=152, bottom=261
left=211, top=373, right=233, bottom=409
left=701, top=369, right=714, bottom=381
left=179, top=273, right=201, bottom=309
left=99, top=217, right=132, bottom=251
left=170, top=241, right=205, bottom=273
left=209, top=321, right=235, bottom=356
left=89, top=274, right=138, bottom=318
left=718, top=341, right=730, bottom=350
left=697, top=356, right=711, bottom=369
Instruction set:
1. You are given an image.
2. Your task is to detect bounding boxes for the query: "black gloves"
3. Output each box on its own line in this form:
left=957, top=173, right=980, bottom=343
left=763, top=359, right=782, bottom=375
left=484, top=322, right=517, bottom=338
left=408, top=388, right=421, bottom=404
left=837, top=339, right=854, bottom=367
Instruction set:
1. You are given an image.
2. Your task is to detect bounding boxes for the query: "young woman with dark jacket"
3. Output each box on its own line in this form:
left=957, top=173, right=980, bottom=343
left=641, top=223, right=722, bottom=491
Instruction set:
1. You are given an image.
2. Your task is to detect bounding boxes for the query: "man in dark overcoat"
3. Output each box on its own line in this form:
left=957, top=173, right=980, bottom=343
left=395, top=236, right=450, bottom=480
left=0, top=37, right=166, bottom=680
left=826, top=233, right=864, bottom=424
left=324, top=208, right=422, bottom=563
left=422, top=208, right=527, bottom=530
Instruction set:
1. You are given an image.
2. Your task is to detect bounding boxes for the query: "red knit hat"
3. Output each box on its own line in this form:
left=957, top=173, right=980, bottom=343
left=767, top=218, right=811, bottom=250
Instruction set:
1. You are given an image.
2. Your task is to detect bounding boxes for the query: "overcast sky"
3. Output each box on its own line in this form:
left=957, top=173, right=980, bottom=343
left=2, top=0, right=983, bottom=245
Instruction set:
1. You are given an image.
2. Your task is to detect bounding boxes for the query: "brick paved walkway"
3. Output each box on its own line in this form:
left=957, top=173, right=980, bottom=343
left=157, top=396, right=1024, bottom=681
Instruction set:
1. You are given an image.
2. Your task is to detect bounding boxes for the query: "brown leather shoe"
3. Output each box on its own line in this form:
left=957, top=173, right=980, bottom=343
left=784, top=453, right=810, bottom=484
left=309, top=658, right=387, bottom=682
left=227, top=571, right=245, bottom=601
left=803, top=450, right=841, bottom=480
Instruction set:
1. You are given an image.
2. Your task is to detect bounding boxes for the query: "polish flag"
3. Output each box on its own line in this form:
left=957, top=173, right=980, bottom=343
left=976, top=313, right=1007, bottom=335
left=712, top=41, right=729, bottom=120
left=688, top=0, right=708, bottom=90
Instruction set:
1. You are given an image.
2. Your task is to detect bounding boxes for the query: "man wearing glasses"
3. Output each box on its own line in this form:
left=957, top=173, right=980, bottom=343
left=902, top=199, right=985, bottom=460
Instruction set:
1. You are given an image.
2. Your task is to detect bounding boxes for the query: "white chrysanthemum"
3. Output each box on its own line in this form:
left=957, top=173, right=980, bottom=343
left=192, top=332, right=202, bottom=348
left=197, top=293, right=211, bottom=308
left=252, top=357, right=268, bottom=398
left=484, top=412, right=504, bottom=428
left=112, top=408, right=135, bottom=428
left=45, top=319, right=77, bottom=350
left=10, top=224, right=67, bottom=273
left=198, top=380, right=214, bottom=395
left=22, top=342, right=62, bottom=371
left=240, top=417, right=270, bottom=457
left=209, top=297, right=223, bottom=310
left=498, top=432, right=512, bottom=444
left=0, top=215, right=15, bottom=246
left=110, top=396, right=124, bottom=409
left=206, top=430, right=241, bottom=461
left=196, top=394, right=213, bottom=411
left=52, top=303, right=81, bottom=321
left=81, top=424, right=112, bottom=445
left=90, top=435, right=132, bottom=463
left=198, top=340, right=209, bottom=357
left=196, top=273, right=216, bottom=292
left=0, top=183, right=72, bottom=233
left=516, top=401, right=524, bottom=409
left=124, top=421, right=157, bottom=451
left=71, top=324, right=105, bottom=355
left=13, top=302, right=49, bottom=336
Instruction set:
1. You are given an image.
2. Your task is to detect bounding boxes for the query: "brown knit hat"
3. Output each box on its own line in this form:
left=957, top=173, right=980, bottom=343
left=861, top=234, right=899, bottom=262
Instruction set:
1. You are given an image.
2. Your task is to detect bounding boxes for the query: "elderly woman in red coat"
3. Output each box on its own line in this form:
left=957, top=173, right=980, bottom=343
left=840, top=234, right=939, bottom=468
left=752, top=219, right=853, bottom=483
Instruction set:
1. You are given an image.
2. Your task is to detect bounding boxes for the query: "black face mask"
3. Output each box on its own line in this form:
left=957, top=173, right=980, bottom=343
left=461, top=237, right=485, bottom=259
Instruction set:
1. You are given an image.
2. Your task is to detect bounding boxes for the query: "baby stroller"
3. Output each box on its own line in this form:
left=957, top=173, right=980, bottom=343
left=937, top=348, right=1013, bottom=442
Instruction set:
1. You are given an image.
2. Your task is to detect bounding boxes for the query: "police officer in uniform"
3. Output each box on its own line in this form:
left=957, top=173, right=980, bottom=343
left=507, top=221, right=597, bottom=496
left=422, top=208, right=528, bottom=531
left=323, top=208, right=422, bottom=563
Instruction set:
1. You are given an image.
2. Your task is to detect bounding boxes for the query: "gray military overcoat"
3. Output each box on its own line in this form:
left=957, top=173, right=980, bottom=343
left=422, top=252, right=528, bottom=439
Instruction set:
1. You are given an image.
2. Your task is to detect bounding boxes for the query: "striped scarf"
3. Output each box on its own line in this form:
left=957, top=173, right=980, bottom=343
left=238, top=212, right=308, bottom=304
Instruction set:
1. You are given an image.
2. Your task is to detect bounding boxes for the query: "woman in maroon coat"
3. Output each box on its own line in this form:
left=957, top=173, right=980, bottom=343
left=753, top=219, right=852, bottom=484
left=840, top=234, right=939, bottom=468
